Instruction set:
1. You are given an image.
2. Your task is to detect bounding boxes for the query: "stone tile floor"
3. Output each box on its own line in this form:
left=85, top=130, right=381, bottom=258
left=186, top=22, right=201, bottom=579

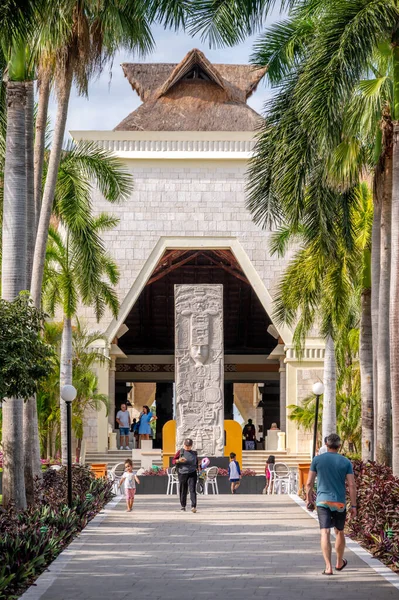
left=21, top=495, right=399, bottom=600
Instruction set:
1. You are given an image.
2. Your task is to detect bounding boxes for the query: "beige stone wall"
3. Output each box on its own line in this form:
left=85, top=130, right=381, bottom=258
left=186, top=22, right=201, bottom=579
left=130, top=383, right=156, bottom=419
left=296, top=367, right=324, bottom=454
left=82, top=405, right=99, bottom=452
left=234, top=384, right=255, bottom=421
left=78, top=159, right=294, bottom=333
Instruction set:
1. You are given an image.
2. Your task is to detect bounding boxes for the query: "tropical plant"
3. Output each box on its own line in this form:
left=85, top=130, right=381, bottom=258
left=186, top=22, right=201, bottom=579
left=348, top=460, right=399, bottom=573
left=36, top=322, right=63, bottom=459
left=0, top=466, right=113, bottom=599
left=70, top=319, right=109, bottom=462
left=0, top=293, right=54, bottom=508
left=43, top=216, right=118, bottom=464
left=30, top=0, right=190, bottom=309
left=272, top=0, right=399, bottom=473
left=41, top=139, right=131, bottom=464
left=245, top=0, right=399, bottom=465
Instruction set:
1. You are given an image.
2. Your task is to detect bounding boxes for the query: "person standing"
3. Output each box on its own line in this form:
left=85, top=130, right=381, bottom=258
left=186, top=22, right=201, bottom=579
left=306, top=433, right=357, bottom=575
left=173, top=438, right=198, bottom=513
left=228, top=452, right=241, bottom=494
left=116, top=404, right=131, bottom=450
left=131, top=418, right=139, bottom=449
left=263, top=455, right=275, bottom=494
left=242, top=419, right=256, bottom=450
left=138, top=405, right=157, bottom=447
left=318, top=437, right=328, bottom=455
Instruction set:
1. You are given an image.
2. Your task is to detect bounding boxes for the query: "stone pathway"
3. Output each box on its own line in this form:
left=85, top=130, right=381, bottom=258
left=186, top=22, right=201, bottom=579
left=22, top=495, right=399, bottom=600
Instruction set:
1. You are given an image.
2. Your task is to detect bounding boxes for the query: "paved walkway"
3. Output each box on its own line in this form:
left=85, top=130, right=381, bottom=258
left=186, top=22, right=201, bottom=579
left=22, top=495, right=399, bottom=600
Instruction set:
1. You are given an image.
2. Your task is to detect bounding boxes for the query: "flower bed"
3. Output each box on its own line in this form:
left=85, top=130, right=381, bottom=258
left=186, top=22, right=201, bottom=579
left=217, top=468, right=256, bottom=477
left=346, top=460, right=399, bottom=573
left=0, top=465, right=113, bottom=599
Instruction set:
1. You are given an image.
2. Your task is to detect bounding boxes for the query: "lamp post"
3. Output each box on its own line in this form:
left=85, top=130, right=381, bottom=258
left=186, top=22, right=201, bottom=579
left=312, top=382, right=324, bottom=459
left=61, top=384, right=77, bottom=508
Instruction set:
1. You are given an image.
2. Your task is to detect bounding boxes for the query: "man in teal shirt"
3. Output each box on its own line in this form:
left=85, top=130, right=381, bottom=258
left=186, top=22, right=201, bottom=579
left=306, top=433, right=357, bottom=575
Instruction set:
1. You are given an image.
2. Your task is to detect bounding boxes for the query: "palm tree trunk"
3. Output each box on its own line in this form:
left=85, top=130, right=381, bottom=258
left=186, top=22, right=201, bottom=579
left=371, top=172, right=382, bottom=456
left=360, top=288, right=373, bottom=461
left=322, top=334, right=336, bottom=441
left=1, top=81, right=27, bottom=509
left=31, top=62, right=74, bottom=307
left=46, top=428, right=51, bottom=461
left=390, top=121, right=399, bottom=476
left=377, top=122, right=393, bottom=466
left=34, top=67, right=51, bottom=222
left=60, top=315, right=73, bottom=465
left=23, top=80, right=42, bottom=504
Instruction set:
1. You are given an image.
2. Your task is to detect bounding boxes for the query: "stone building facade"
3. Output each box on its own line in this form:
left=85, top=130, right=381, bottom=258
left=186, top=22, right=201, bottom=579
left=71, top=50, right=325, bottom=456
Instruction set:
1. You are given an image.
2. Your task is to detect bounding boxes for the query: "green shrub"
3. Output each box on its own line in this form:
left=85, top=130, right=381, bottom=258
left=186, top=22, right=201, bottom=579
left=0, top=466, right=113, bottom=599
left=347, top=461, right=399, bottom=573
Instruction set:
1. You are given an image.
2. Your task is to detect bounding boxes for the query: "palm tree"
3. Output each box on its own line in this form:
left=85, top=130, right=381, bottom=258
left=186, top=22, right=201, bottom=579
left=43, top=216, right=119, bottom=463
left=1, top=40, right=30, bottom=509
left=246, top=1, right=399, bottom=466
left=41, top=138, right=132, bottom=464
left=281, top=0, right=399, bottom=472
left=36, top=319, right=109, bottom=462
left=30, top=0, right=190, bottom=309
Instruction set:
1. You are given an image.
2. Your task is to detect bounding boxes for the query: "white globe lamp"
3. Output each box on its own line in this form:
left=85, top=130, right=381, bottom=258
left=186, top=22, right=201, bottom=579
left=61, top=384, right=77, bottom=403
left=312, top=382, right=324, bottom=396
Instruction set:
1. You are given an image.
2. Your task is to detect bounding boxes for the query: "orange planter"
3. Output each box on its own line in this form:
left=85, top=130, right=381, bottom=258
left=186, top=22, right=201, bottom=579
left=297, top=463, right=311, bottom=494
left=90, top=463, right=107, bottom=479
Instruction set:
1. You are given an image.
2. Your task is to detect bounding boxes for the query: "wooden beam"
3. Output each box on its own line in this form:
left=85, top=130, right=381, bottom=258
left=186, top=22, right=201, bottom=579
left=203, top=253, right=249, bottom=284
left=147, top=251, right=203, bottom=285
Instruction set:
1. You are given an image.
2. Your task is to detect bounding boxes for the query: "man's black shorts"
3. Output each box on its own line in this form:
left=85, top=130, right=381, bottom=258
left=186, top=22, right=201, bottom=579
left=317, top=506, right=347, bottom=530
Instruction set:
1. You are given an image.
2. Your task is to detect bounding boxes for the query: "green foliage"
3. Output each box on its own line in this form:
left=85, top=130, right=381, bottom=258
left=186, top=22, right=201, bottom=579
left=0, top=293, right=54, bottom=401
left=36, top=320, right=109, bottom=458
left=188, top=0, right=292, bottom=47
left=0, top=466, right=113, bottom=599
left=349, top=460, right=399, bottom=573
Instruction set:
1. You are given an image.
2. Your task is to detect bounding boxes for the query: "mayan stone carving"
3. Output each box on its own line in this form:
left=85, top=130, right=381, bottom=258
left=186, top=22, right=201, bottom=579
left=175, top=284, right=224, bottom=456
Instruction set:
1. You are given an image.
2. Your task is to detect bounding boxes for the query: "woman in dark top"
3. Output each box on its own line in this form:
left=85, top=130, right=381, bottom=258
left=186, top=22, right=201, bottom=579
left=173, top=438, right=198, bottom=513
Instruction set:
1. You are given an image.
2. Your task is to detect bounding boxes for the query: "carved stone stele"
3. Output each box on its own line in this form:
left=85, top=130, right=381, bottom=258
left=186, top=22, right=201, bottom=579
left=175, top=284, right=224, bottom=456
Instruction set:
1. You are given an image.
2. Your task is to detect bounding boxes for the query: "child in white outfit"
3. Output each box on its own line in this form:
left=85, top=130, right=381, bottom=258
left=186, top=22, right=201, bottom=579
left=119, top=459, right=140, bottom=512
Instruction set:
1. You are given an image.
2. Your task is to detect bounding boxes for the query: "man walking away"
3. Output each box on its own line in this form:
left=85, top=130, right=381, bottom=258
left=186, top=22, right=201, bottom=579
left=174, top=438, right=198, bottom=513
left=306, top=433, right=357, bottom=575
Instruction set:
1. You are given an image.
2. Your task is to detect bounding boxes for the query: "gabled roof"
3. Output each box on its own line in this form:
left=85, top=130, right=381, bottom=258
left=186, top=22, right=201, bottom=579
left=115, top=49, right=266, bottom=132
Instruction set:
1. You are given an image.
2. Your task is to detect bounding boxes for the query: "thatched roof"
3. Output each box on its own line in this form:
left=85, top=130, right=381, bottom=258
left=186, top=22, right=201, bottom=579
left=115, top=49, right=266, bottom=132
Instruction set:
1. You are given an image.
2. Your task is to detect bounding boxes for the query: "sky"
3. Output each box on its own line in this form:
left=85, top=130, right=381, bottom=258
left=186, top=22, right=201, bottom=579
left=48, top=15, right=282, bottom=137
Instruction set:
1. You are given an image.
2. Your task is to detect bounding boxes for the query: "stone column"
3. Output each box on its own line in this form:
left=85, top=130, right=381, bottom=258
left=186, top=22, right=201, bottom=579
left=279, top=357, right=287, bottom=432
left=108, top=356, right=116, bottom=428
left=175, top=284, right=224, bottom=456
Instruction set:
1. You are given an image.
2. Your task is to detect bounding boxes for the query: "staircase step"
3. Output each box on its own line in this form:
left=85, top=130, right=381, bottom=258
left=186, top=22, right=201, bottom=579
left=86, top=450, right=163, bottom=469
left=242, top=450, right=311, bottom=474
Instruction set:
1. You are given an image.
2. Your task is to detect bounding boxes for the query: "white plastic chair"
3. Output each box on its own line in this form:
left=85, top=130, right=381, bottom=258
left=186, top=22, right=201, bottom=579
left=273, top=463, right=291, bottom=494
left=266, top=463, right=275, bottom=494
left=107, top=470, right=120, bottom=495
left=109, top=462, right=126, bottom=495
left=166, top=466, right=179, bottom=495
left=203, top=466, right=219, bottom=495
